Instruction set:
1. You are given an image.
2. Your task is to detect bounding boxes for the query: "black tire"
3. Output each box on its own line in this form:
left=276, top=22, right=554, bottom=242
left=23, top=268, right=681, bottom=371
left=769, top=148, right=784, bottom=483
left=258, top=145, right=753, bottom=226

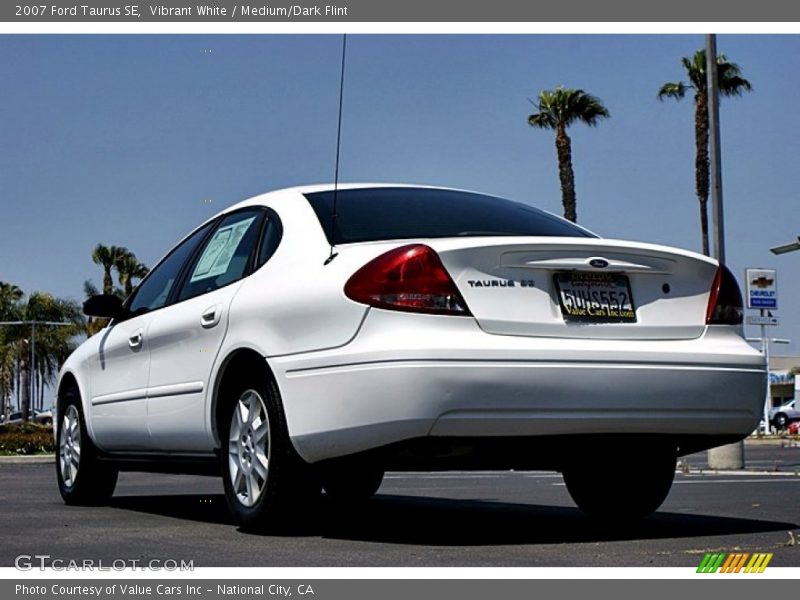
left=220, top=373, right=320, bottom=531
left=321, top=461, right=384, bottom=502
left=56, top=387, right=118, bottom=506
left=774, top=413, right=789, bottom=430
left=562, top=444, right=676, bottom=522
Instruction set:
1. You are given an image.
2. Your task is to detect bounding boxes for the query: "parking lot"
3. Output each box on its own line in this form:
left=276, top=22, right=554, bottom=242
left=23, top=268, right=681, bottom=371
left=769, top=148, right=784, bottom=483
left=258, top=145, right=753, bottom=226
left=1, top=441, right=798, bottom=568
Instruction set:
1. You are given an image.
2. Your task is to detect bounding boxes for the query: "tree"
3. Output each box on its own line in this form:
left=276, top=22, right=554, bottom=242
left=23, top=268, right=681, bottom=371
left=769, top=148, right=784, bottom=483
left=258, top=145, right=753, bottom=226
left=0, top=341, right=14, bottom=420
left=658, top=49, right=752, bottom=256
left=0, top=282, right=23, bottom=313
left=91, top=244, right=126, bottom=295
left=86, top=246, right=148, bottom=336
left=527, top=86, right=610, bottom=223
left=114, top=251, right=149, bottom=297
left=24, top=292, right=84, bottom=413
left=0, top=282, right=24, bottom=420
left=0, top=283, right=83, bottom=421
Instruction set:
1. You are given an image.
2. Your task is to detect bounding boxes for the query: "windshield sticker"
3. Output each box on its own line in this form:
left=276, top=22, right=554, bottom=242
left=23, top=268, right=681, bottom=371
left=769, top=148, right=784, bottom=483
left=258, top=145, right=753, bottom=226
left=190, top=216, right=256, bottom=282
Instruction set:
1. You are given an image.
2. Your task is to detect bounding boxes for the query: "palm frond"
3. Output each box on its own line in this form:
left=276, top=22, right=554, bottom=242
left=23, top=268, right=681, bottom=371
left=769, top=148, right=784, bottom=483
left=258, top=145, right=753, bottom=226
left=528, top=112, right=556, bottom=129
left=657, top=82, right=687, bottom=102
left=668, top=49, right=753, bottom=98
left=527, top=86, right=609, bottom=129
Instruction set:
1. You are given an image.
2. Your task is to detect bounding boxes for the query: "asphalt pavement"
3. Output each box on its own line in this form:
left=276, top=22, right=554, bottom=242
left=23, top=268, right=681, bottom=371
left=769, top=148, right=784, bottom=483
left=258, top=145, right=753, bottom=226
left=1, top=441, right=799, bottom=568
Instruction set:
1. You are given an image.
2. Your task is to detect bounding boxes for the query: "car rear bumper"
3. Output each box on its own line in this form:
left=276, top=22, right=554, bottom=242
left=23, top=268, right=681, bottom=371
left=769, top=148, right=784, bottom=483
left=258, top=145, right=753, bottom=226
left=270, top=310, right=766, bottom=464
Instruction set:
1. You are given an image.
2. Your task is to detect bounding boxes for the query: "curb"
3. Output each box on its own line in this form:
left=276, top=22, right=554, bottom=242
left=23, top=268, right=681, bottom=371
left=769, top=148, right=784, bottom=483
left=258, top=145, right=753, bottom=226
left=679, top=468, right=800, bottom=477
left=0, top=454, right=55, bottom=464
left=745, top=437, right=799, bottom=447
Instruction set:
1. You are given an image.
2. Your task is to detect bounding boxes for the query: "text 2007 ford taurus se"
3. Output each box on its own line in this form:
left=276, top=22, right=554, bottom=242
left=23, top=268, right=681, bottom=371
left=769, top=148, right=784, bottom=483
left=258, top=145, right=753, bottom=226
left=55, top=185, right=766, bottom=528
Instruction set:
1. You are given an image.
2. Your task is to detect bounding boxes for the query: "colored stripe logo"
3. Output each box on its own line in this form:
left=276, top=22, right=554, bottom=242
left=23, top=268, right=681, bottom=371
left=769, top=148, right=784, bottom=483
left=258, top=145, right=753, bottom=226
left=697, top=552, right=773, bottom=573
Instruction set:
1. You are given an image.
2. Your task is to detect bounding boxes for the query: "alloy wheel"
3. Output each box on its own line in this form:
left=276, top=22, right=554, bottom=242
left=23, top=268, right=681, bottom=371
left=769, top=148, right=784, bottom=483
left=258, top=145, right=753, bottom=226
left=227, top=390, right=271, bottom=507
left=59, top=405, right=81, bottom=488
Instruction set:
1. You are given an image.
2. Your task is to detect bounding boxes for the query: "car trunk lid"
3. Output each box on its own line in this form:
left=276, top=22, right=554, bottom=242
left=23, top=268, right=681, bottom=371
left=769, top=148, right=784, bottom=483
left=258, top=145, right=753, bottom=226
left=428, top=237, right=719, bottom=340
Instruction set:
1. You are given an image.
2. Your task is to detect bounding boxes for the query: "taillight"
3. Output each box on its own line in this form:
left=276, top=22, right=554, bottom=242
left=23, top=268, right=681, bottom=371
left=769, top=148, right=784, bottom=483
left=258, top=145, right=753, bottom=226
left=705, top=264, right=744, bottom=325
left=344, top=244, right=471, bottom=316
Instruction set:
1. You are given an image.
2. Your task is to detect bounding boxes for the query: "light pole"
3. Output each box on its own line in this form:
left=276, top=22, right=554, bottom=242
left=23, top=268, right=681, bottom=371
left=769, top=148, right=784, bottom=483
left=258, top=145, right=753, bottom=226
left=767, top=238, right=799, bottom=435
left=704, top=33, right=743, bottom=469
left=707, top=34, right=726, bottom=263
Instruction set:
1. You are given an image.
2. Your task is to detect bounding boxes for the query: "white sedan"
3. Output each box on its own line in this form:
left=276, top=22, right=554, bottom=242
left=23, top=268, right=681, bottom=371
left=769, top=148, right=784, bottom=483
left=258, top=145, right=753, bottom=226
left=55, top=184, right=765, bottom=528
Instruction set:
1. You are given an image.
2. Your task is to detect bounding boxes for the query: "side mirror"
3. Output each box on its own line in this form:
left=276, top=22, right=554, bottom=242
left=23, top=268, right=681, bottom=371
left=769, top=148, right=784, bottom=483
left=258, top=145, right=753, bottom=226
left=83, top=295, right=129, bottom=320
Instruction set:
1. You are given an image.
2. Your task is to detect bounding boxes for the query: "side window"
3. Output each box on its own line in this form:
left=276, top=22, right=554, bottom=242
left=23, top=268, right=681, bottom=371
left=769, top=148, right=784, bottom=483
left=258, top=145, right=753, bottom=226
left=128, top=222, right=214, bottom=314
left=256, top=215, right=282, bottom=268
left=177, top=209, right=264, bottom=302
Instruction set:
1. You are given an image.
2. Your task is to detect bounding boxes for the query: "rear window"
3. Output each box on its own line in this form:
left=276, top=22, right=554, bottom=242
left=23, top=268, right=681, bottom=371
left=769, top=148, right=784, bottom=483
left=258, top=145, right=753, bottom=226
left=305, top=187, right=596, bottom=244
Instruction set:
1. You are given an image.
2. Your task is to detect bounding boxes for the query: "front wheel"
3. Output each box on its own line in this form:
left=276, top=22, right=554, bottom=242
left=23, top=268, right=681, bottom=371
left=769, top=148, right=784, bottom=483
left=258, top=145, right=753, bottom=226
left=56, top=389, right=118, bottom=505
left=221, top=376, right=319, bottom=531
left=774, top=413, right=789, bottom=430
left=562, top=445, right=676, bottom=522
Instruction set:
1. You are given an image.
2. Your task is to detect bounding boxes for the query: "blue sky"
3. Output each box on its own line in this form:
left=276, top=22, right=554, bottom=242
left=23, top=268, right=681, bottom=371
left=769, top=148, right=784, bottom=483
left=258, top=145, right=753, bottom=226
left=1, top=34, right=798, bottom=353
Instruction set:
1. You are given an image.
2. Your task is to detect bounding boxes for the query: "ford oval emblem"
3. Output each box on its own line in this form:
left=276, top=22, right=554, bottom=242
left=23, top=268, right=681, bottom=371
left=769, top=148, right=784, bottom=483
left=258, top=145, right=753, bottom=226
left=589, top=258, right=609, bottom=269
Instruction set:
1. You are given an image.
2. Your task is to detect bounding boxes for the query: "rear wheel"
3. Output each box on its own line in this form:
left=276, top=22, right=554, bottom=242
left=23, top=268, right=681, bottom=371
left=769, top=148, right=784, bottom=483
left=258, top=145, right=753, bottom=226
left=562, top=444, right=676, bottom=522
left=221, top=375, right=320, bottom=531
left=56, top=388, right=118, bottom=505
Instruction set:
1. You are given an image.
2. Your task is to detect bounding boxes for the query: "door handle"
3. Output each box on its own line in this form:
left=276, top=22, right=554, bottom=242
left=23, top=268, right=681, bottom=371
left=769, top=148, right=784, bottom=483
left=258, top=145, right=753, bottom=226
left=201, top=305, right=222, bottom=328
left=128, top=330, right=143, bottom=349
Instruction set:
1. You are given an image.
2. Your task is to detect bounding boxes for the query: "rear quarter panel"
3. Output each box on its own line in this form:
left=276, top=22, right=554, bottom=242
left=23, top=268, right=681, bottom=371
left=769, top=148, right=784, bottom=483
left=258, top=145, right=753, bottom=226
left=218, top=192, right=371, bottom=359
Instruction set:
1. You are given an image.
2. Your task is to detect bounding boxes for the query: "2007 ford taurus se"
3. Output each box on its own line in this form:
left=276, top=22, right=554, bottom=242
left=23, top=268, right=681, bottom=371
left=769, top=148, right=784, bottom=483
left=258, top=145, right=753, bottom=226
left=55, top=184, right=765, bottom=528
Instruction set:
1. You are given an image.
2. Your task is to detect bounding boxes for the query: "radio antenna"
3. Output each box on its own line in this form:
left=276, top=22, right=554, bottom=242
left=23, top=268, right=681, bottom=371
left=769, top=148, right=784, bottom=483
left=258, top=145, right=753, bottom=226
left=326, top=33, right=347, bottom=265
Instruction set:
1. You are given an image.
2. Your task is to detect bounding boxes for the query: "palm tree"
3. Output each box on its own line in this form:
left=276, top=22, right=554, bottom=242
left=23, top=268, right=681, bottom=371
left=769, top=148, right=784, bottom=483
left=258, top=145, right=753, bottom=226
left=86, top=246, right=148, bottom=336
left=0, top=282, right=24, bottom=421
left=0, top=343, right=14, bottom=420
left=658, top=49, right=752, bottom=256
left=91, top=244, right=126, bottom=295
left=0, top=282, right=23, bottom=314
left=114, top=252, right=149, bottom=297
left=24, top=292, right=84, bottom=412
left=527, top=86, right=610, bottom=223
left=0, top=284, right=84, bottom=421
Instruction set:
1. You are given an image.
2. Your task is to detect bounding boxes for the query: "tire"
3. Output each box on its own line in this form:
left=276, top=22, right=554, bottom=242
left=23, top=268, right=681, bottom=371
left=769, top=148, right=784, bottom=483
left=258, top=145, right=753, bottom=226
left=562, top=444, right=676, bottom=522
left=56, top=387, right=118, bottom=505
left=220, top=374, right=320, bottom=531
left=774, top=413, right=789, bottom=430
left=321, top=461, right=384, bottom=502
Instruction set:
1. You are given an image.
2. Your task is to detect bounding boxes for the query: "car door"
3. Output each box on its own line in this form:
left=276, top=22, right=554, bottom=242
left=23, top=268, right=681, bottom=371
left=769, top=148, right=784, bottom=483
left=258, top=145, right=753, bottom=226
left=87, top=313, right=151, bottom=450
left=87, top=221, right=214, bottom=451
left=145, top=208, right=267, bottom=452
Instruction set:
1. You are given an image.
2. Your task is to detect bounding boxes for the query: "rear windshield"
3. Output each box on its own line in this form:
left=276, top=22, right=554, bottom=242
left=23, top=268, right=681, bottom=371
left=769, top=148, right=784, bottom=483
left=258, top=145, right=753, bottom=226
left=305, top=187, right=596, bottom=244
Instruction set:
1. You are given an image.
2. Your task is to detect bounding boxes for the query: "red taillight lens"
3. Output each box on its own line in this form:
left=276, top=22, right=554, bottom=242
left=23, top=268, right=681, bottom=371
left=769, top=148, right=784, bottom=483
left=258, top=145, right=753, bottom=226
left=705, top=264, right=744, bottom=325
left=344, top=244, right=471, bottom=316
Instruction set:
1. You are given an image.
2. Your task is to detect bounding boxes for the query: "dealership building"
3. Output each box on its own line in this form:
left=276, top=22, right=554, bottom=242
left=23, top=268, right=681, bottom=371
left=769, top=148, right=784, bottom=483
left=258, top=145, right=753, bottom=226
left=768, top=356, right=800, bottom=407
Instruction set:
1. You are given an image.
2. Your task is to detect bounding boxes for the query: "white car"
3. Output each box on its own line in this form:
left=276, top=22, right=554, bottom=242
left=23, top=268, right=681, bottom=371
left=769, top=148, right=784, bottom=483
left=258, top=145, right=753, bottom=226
left=55, top=184, right=766, bottom=527
left=769, top=400, right=799, bottom=430
left=1, top=409, right=53, bottom=425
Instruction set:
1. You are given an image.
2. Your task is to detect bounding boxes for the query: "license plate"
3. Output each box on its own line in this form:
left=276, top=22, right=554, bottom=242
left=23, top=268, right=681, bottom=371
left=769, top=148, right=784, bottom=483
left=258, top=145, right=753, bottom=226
left=554, top=272, right=636, bottom=323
